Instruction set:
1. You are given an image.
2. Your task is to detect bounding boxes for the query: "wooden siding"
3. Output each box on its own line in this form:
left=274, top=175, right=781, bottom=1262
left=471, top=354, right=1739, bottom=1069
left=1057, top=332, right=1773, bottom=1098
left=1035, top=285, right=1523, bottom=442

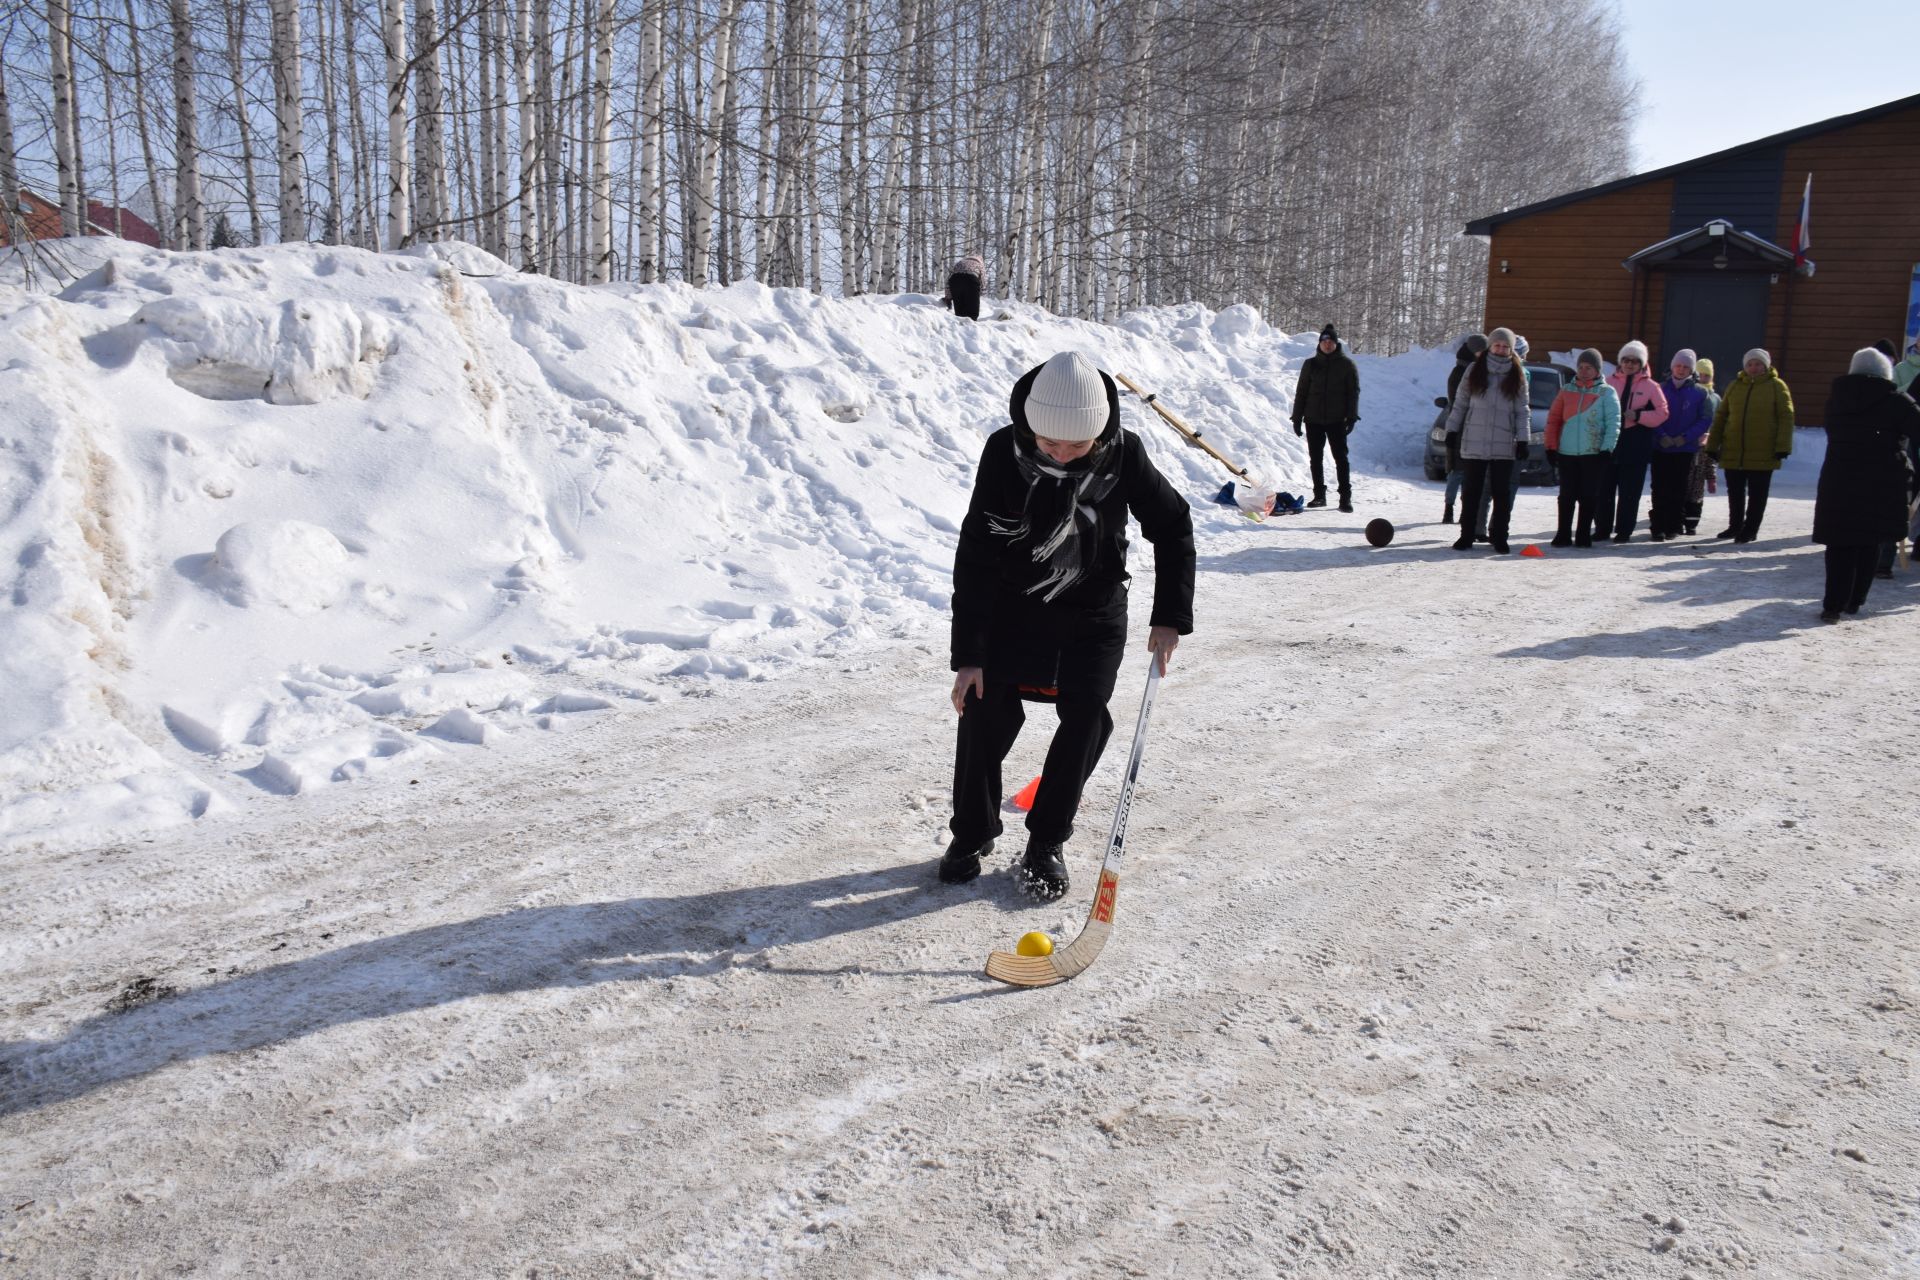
left=1483, top=99, right=1920, bottom=420
left=1480, top=179, right=1675, bottom=361
left=1671, top=147, right=1783, bottom=238
left=1774, top=103, right=1920, bottom=400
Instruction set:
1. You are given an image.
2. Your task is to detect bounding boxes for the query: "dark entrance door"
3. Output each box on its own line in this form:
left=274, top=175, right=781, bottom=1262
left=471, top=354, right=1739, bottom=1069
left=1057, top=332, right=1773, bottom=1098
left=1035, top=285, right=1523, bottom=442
left=1660, top=272, right=1769, bottom=387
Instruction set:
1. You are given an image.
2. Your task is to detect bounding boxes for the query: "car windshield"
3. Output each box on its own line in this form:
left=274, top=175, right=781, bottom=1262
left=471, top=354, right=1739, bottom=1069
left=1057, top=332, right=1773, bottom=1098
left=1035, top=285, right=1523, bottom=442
left=1528, top=369, right=1562, bottom=410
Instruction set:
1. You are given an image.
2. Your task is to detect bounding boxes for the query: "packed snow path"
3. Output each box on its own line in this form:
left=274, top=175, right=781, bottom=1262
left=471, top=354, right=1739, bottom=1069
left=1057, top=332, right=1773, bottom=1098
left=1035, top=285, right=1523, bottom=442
left=5, top=482, right=1916, bottom=1277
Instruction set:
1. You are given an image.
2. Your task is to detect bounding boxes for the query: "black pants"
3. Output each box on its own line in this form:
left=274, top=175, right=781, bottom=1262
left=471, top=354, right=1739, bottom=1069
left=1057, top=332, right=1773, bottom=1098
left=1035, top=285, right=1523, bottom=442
left=1823, top=544, right=1880, bottom=614
left=1725, top=469, right=1775, bottom=539
left=947, top=272, right=981, bottom=321
left=1555, top=454, right=1606, bottom=541
left=951, top=683, right=1115, bottom=848
left=1459, top=458, right=1515, bottom=543
left=1306, top=423, right=1351, bottom=500
left=1611, top=427, right=1655, bottom=538
left=1649, top=452, right=1694, bottom=537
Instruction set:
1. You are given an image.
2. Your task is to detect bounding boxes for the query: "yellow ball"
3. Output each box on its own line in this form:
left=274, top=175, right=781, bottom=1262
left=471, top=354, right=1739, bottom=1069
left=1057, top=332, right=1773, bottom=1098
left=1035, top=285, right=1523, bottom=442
left=1016, top=931, right=1054, bottom=957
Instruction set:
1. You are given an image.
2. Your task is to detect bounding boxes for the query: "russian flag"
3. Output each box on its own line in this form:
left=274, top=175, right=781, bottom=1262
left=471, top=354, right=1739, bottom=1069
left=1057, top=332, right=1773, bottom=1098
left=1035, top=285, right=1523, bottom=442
left=1792, top=173, right=1812, bottom=267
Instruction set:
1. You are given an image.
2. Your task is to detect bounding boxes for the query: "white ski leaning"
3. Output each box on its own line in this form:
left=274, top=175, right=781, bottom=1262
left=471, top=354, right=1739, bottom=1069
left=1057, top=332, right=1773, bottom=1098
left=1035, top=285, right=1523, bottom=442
left=985, top=657, right=1162, bottom=987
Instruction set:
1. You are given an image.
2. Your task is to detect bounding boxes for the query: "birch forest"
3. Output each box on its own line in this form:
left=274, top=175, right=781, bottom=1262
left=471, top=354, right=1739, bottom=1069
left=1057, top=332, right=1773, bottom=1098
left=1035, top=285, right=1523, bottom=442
left=0, top=0, right=1637, bottom=350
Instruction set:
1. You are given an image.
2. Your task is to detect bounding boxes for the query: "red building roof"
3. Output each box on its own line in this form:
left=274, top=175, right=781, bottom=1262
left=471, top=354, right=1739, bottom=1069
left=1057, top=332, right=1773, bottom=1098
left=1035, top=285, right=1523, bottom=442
left=2, top=188, right=164, bottom=248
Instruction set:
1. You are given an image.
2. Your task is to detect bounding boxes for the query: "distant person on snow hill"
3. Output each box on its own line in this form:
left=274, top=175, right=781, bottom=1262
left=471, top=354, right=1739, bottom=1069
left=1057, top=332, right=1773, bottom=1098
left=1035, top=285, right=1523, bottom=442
left=1441, top=333, right=1489, bottom=524
left=1706, top=349, right=1796, bottom=543
left=940, top=351, right=1195, bottom=902
left=1812, top=347, right=1920, bottom=621
left=1684, top=357, right=1722, bottom=534
left=1544, top=348, right=1619, bottom=548
left=1444, top=326, right=1531, bottom=554
left=1651, top=349, right=1712, bottom=541
left=1604, top=340, right=1670, bottom=543
left=1290, top=323, right=1361, bottom=513
left=943, top=253, right=986, bottom=321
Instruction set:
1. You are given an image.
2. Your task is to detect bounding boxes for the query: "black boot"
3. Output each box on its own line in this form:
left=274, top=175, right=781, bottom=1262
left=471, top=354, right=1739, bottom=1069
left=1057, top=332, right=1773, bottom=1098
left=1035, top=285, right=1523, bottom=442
left=1337, top=492, right=1353, bottom=513
left=1442, top=504, right=1455, bottom=524
left=1306, top=489, right=1327, bottom=509
left=1016, top=840, right=1070, bottom=901
left=938, top=836, right=993, bottom=884
left=1452, top=530, right=1474, bottom=551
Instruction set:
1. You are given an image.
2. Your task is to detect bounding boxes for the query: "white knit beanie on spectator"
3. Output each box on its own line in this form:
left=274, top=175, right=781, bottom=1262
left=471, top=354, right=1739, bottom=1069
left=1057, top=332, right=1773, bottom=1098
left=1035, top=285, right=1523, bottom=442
left=1744, top=348, right=1772, bottom=369
left=1848, top=347, right=1894, bottom=379
left=1670, top=348, right=1696, bottom=372
left=1487, top=327, right=1517, bottom=351
left=1618, top=340, right=1650, bottom=365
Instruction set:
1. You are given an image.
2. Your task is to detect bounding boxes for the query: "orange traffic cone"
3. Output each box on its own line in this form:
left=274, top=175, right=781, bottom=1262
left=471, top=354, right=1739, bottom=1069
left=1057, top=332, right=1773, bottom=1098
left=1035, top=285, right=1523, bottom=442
left=1521, top=544, right=1546, bottom=558
left=1012, top=775, right=1042, bottom=811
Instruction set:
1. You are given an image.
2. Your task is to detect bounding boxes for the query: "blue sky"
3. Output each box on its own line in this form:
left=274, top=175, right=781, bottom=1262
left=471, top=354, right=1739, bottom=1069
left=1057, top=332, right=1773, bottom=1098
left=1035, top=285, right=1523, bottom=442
left=1614, top=0, right=1917, bottom=172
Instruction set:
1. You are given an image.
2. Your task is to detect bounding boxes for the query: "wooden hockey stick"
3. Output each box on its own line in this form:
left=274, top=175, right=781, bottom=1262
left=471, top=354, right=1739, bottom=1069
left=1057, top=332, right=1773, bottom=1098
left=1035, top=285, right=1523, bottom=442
left=985, top=657, right=1162, bottom=987
left=1112, top=372, right=1275, bottom=518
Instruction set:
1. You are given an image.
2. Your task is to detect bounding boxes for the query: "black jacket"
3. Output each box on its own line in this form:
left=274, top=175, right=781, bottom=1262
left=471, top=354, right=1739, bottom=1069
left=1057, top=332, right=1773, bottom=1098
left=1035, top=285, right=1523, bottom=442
left=951, top=369, right=1194, bottom=686
left=1292, top=346, right=1360, bottom=427
left=1813, top=374, right=1920, bottom=545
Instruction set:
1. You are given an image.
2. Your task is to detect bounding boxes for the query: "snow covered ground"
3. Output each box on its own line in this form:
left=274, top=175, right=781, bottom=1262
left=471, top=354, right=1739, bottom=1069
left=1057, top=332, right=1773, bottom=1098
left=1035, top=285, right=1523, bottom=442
left=2, top=241, right=1914, bottom=1277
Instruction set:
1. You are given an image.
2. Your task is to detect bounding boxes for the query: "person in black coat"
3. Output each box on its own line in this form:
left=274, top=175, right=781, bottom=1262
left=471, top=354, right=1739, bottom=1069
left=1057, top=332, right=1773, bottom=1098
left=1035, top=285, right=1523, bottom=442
left=1812, top=348, right=1920, bottom=621
left=941, top=351, right=1195, bottom=900
left=1290, top=323, right=1361, bottom=512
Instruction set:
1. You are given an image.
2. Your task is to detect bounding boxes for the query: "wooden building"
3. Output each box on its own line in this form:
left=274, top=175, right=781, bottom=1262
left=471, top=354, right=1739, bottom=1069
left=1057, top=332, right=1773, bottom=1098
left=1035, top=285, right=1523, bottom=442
left=1, top=189, right=163, bottom=249
left=1465, top=93, right=1920, bottom=415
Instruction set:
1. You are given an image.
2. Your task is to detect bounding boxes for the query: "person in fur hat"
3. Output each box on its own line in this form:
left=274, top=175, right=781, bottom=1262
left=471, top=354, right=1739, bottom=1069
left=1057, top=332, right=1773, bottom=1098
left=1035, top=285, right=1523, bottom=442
left=940, top=351, right=1195, bottom=900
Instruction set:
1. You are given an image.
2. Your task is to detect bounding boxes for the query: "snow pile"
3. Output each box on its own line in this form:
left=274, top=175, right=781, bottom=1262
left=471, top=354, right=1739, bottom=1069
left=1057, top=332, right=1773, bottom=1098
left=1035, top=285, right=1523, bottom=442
left=0, top=238, right=1449, bottom=852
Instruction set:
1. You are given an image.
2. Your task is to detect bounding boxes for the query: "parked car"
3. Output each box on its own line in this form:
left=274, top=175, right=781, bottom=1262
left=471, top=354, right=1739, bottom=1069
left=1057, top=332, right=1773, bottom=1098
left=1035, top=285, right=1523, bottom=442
left=1423, top=363, right=1572, bottom=484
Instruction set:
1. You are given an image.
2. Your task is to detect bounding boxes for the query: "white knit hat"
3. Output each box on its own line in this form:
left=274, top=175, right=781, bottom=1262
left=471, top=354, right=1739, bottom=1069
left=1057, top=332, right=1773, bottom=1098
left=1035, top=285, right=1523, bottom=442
left=1743, top=348, right=1772, bottom=368
left=1487, top=326, right=1517, bottom=350
left=1849, top=347, right=1894, bottom=379
left=1669, top=348, right=1696, bottom=370
left=1024, top=351, right=1109, bottom=442
left=1618, top=340, right=1649, bottom=364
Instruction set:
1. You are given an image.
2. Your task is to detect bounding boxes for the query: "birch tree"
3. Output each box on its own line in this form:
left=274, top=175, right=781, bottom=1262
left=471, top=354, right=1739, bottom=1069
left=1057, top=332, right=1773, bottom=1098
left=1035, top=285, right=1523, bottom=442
left=382, top=0, right=409, bottom=245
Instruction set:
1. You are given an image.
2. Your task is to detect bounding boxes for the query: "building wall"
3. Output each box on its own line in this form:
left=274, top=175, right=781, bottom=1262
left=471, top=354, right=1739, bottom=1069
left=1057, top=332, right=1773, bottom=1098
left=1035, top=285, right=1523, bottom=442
left=1772, top=102, right=1920, bottom=394
left=1481, top=179, right=1675, bottom=363
left=1482, top=98, right=1920, bottom=418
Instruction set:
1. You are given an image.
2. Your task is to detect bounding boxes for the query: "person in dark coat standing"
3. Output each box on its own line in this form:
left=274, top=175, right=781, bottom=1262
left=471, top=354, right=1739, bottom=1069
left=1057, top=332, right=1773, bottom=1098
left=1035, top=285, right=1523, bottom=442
left=1813, top=348, right=1920, bottom=621
left=943, top=253, right=985, bottom=321
left=1291, top=323, right=1361, bottom=512
left=941, top=351, right=1195, bottom=900
left=1441, top=333, right=1488, bottom=524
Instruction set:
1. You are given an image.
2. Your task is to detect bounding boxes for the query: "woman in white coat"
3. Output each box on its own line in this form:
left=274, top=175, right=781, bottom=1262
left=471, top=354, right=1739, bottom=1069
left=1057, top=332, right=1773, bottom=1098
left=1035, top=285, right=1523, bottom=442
left=1442, top=327, right=1533, bottom=554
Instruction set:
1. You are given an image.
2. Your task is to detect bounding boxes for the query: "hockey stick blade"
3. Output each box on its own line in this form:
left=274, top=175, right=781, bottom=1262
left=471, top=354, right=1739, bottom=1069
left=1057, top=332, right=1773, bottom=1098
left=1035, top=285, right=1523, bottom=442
left=985, top=658, right=1161, bottom=987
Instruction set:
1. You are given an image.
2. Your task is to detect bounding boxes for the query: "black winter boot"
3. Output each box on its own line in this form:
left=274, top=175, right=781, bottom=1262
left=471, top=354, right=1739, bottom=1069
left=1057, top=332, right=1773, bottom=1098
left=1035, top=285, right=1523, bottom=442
left=1306, top=490, right=1327, bottom=509
left=1442, top=504, right=1455, bottom=524
left=938, top=836, right=993, bottom=884
left=1338, top=492, right=1354, bottom=513
left=1016, top=840, right=1070, bottom=902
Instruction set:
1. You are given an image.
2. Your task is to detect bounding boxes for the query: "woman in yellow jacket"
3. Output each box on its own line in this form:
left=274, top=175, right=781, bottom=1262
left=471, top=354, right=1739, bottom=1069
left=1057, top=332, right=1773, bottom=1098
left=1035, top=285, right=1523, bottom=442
left=1706, top=348, right=1796, bottom=543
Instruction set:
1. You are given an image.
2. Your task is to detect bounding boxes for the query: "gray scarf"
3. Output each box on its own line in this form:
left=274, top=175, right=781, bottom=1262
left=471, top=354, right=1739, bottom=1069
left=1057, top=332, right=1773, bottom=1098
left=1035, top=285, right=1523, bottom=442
left=988, top=433, right=1123, bottom=602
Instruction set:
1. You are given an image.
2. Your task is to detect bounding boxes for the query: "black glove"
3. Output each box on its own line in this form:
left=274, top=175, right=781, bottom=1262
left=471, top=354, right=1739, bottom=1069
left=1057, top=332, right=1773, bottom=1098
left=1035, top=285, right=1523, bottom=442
left=1775, top=452, right=1789, bottom=461
left=1706, top=449, right=1720, bottom=462
left=1596, top=450, right=1613, bottom=463
left=1546, top=449, right=1560, bottom=468
left=1344, top=417, right=1358, bottom=435
left=1292, top=420, right=1303, bottom=437
left=1514, top=441, right=1529, bottom=461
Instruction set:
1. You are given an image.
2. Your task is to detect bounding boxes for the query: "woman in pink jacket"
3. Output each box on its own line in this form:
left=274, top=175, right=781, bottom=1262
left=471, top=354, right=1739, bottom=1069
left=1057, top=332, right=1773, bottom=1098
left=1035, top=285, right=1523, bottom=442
left=1604, top=340, right=1670, bottom=543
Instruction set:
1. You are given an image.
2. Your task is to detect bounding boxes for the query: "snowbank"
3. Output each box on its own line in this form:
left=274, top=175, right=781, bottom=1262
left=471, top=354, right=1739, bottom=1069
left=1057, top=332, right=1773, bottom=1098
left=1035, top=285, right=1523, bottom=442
left=0, top=239, right=1449, bottom=852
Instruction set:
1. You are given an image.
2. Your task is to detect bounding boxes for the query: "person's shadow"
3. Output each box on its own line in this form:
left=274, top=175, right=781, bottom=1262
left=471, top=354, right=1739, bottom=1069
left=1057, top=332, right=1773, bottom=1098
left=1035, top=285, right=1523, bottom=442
left=0, top=861, right=1004, bottom=1118
left=1497, top=546, right=1914, bottom=660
